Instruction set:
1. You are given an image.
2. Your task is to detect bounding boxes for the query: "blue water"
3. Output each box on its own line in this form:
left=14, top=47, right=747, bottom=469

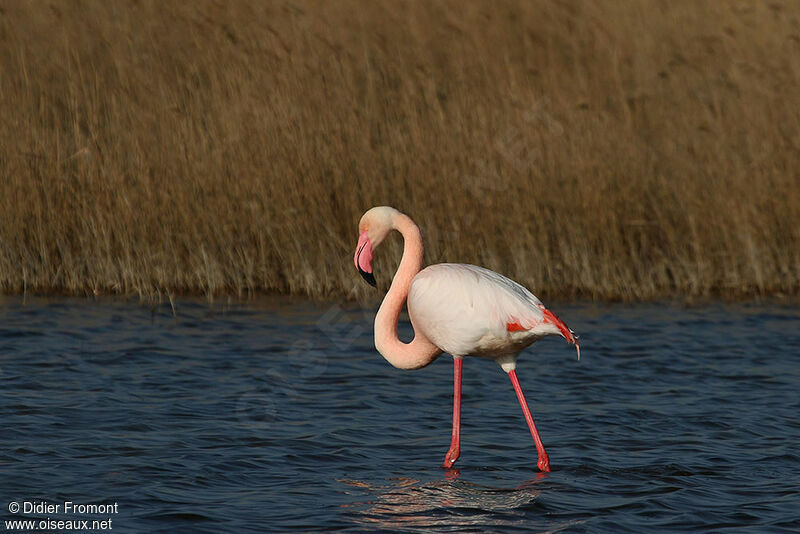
left=1, top=296, right=799, bottom=532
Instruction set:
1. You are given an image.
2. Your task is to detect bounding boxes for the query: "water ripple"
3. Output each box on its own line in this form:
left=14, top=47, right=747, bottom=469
left=1, top=297, right=799, bottom=531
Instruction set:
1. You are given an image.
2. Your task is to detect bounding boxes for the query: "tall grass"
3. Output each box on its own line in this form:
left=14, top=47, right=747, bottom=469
left=1, top=1, right=798, bottom=301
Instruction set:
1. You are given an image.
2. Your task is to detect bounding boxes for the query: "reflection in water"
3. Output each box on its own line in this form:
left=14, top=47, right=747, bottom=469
left=340, top=470, right=582, bottom=531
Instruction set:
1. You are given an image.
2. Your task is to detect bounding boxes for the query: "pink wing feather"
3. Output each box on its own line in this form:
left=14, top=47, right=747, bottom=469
left=407, top=263, right=561, bottom=357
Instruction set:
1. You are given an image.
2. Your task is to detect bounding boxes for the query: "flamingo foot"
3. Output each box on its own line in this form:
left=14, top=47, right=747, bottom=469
left=442, top=446, right=460, bottom=468
left=537, top=454, right=551, bottom=473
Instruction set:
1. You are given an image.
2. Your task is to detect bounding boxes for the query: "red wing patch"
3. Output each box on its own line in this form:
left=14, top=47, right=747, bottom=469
left=540, top=306, right=575, bottom=343
left=507, top=309, right=576, bottom=344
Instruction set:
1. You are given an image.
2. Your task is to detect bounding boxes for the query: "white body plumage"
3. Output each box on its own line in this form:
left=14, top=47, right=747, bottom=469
left=409, top=263, right=566, bottom=371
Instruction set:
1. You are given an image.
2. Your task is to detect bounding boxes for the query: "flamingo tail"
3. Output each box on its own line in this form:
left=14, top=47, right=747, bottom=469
left=540, top=306, right=580, bottom=360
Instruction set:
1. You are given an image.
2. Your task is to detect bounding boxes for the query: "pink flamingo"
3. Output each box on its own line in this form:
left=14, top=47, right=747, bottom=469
left=354, top=206, right=579, bottom=472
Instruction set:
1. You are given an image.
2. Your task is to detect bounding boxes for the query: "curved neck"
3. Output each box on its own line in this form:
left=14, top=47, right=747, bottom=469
left=374, top=213, right=441, bottom=370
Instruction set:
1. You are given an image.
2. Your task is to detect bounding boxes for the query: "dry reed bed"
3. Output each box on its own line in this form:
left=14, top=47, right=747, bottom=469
left=0, top=1, right=799, bottom=301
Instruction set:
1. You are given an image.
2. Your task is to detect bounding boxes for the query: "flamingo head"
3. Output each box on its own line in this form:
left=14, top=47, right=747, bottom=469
left=354, top=206, right=398, bottom=287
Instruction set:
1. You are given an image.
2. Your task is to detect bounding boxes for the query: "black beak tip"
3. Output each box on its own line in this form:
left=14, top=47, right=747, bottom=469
left=358, top=268, right=377, bottom=287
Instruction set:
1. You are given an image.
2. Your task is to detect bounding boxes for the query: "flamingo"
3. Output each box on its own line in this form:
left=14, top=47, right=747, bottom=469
left=354, top=206, right=579, bottom=472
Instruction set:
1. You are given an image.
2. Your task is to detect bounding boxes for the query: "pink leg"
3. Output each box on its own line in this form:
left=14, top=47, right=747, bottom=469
left=508, top=369, right=550, bottom=472
left=442, top=357, right=463, bottom=468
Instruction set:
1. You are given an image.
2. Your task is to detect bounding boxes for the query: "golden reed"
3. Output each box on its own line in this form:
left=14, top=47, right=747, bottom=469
left=0, top=1, right=798, bottom=300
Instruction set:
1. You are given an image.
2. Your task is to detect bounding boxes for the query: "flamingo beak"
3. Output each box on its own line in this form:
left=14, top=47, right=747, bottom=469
left=355, top=231, right=376, bottom=287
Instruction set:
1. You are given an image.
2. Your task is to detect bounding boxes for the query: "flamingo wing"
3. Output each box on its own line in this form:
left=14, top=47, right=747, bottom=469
left=407, top=263, right=558, bottom=357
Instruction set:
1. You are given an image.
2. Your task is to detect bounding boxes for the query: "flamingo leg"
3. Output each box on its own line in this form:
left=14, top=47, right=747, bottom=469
left=442, top=357, right=463, bottom=468
left=508, top=369, right=551, bottom=472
